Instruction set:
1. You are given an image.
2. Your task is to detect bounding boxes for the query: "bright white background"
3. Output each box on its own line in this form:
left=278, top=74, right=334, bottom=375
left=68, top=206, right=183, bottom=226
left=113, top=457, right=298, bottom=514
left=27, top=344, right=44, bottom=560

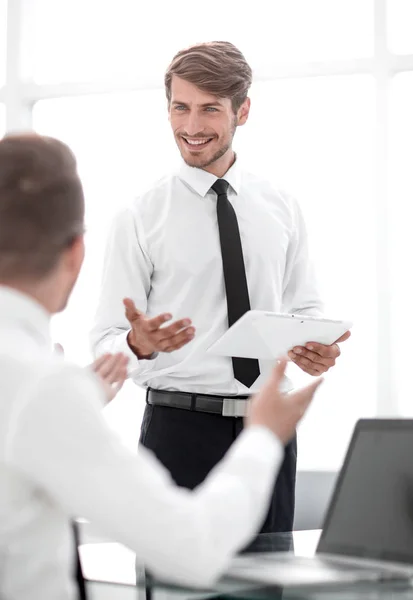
left=0, top=0, right=411, bottom=470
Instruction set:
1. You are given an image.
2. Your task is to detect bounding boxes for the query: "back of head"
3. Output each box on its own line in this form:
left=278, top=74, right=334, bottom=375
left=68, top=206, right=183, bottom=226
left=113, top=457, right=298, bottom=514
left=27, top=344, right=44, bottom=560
left=165, top=41, right=252, bottom=113
left=0, top=133, right=84, bottom=282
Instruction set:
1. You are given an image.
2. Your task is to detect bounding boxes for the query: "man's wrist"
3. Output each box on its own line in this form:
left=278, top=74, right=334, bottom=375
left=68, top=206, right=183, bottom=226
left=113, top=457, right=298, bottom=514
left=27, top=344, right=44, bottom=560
left=127, top=331, right=153, bottom=360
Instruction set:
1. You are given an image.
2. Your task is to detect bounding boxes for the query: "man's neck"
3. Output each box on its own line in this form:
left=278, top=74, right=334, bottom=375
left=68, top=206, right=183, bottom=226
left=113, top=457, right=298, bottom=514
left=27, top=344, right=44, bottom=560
left=0, top=280, right=55, bottom=315
left=202, top=150, right=236, bottom=178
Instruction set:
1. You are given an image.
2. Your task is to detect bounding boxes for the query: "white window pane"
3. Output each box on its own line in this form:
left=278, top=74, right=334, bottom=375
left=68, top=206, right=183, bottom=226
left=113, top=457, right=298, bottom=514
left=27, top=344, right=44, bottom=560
left=0, top=0, right=6, bottom=85
left=0, top=104, right=5, bottom=135
left=33, top=90, right=177, bottom=362
left=237, top=75, right=377, bottom=469
left=387, top=0, right=413, bottom=55
left=33, top=91, right=178, bottom=450
left=389, top=73, right=413, bottom=416
left=28, top=0, right=373, bottom=84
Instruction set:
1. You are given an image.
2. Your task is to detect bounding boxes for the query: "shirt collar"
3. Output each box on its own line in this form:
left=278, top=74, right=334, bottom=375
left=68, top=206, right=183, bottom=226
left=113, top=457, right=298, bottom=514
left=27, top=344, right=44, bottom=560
left=178, top=157, right=242, bottom=198
left=0, top=285, right=52, bottom=350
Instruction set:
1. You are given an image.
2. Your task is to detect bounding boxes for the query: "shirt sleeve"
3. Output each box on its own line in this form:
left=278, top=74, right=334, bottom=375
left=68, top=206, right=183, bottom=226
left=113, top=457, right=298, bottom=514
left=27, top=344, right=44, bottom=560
left=89, top=206, right=156, bottom=375
left=281, top=193, right=324, bottom=316
left=6, top=366, right=283, bottom=588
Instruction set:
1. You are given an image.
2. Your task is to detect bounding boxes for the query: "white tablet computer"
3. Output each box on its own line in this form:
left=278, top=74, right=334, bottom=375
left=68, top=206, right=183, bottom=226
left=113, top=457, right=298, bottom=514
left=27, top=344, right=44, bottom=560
left=207, top=310, right=352, bottom=360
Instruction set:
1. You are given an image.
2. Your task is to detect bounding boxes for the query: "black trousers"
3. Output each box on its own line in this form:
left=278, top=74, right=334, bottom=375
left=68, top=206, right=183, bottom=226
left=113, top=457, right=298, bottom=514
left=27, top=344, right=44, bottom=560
left=139, top=403, right=297, bottom=533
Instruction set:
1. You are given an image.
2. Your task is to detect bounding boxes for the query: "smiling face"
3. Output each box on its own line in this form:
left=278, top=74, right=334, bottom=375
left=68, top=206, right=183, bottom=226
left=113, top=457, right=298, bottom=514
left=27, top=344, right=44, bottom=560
left=168, top=75, right=250, bottom=176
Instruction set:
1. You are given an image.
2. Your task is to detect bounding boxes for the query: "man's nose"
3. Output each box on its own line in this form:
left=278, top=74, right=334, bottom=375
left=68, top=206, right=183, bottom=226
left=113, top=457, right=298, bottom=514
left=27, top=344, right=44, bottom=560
left=184, top=111, right=205, bottom=136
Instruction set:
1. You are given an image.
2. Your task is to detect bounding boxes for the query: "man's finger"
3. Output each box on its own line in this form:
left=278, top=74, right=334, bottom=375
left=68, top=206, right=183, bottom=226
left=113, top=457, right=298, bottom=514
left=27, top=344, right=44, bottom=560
left=95, top=354, right=123, bottom=379
left=111, top=380, right=125, bottom=396
left=157, top=328, right=195, bottom=352
left=270, top=357, right=288, bottom=383
left=155, top=319, right=193, bottom=340
left=95, top=355, right=119, bottom=379
left=290, top=355, right=326, bottom=375
left=290, top=377, right=324, bottom=408
left=168, top=337, right=195, bottom=352
left=305, top=367, right=325, bottom=376
left=300, top=378, right=324, bottom=404
left=304, top=330, right=351, bottom=356
left=145, top=312, right=175, bottom=332
left=90, top=353, right=111, bottom=372
left=303, top=342, right=340, bottom=359
left=293, top=354, right=332, bottom=371
left=335, top=330, right=351, bottom=343
left=123, top=298, right=142, bottom=323
left=289, top=348, right=334, bottom=368
left=54, top=343, right=64, bottom=355
left=105, top=357, right=129, bottom=384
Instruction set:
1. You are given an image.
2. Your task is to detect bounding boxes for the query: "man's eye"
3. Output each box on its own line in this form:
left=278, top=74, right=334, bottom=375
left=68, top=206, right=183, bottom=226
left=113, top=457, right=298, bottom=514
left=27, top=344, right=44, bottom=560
left=205, top=107, right=218, bottom=112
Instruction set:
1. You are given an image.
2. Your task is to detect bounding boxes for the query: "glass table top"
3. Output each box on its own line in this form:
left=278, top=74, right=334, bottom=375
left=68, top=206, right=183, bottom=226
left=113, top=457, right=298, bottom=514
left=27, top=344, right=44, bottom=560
left=81, top=530, right=413, bottom=600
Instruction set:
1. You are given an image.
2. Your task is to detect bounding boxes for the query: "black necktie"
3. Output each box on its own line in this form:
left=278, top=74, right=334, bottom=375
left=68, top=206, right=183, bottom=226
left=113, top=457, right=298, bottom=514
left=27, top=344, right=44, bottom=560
left=212, top=179, right=260, bottom=388
left=72, top=522, right=88, bottom=600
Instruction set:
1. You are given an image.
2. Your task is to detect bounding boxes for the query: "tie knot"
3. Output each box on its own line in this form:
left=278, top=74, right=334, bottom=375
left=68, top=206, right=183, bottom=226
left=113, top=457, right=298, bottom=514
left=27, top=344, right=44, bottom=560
left=211, top=179, right=230, bottom=197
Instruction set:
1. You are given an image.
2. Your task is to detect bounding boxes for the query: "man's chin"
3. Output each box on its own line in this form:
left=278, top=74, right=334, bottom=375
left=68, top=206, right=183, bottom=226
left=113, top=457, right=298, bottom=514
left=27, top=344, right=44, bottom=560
left=183, top=157, right=209, bottom=168
left=181, top=151, right=212, bottom=169
left=177, top=138, right=232, bottom=170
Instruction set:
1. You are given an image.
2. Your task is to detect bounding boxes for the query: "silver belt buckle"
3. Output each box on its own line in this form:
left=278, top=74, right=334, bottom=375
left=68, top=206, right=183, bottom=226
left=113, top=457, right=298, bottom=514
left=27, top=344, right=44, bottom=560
left=222, top=398, right=249, bottom=417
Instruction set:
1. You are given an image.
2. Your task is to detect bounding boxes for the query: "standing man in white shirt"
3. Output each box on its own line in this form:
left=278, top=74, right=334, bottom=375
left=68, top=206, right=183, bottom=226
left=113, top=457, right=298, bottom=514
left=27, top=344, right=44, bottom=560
left=0, top=132, right=323, bottom=599
left=91, top=41, right=350, bottom=534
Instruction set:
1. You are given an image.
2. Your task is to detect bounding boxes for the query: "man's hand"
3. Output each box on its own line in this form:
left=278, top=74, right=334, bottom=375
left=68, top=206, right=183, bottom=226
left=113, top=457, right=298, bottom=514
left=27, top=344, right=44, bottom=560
left=90, top=353, right=129, bottom=403
left=54, top=342, right=128, bottom=403
left=123, top=298, right=195, bottom=359
left=287, top=331, right=351, bottom=376
left=247, top=358, right=323, bottom=444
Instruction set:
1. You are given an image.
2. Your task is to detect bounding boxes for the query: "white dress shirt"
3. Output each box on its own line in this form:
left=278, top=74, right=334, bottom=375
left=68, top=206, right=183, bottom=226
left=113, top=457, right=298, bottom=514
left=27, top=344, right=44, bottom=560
left=91, top=159, right=323, bottom=394
left=0, top=286, right=283, bottom=599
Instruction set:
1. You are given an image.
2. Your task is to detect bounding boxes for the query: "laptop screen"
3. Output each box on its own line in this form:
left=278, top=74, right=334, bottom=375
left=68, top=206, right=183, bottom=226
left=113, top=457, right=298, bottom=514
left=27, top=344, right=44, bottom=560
left=317, top=419, right=413, bottom=564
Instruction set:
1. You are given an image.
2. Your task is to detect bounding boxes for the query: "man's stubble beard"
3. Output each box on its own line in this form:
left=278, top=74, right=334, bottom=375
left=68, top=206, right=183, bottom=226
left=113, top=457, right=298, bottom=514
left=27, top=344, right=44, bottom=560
left=180, top=117, right=237, bottom=169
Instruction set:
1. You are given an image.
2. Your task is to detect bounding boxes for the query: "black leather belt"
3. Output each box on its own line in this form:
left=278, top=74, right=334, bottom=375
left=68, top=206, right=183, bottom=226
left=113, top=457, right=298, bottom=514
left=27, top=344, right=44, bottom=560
left=146, top=388, right=250, bottom=417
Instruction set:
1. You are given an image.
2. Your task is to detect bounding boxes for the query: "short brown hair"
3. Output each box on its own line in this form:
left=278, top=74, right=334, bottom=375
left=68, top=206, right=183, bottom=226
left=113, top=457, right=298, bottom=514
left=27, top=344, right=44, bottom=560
left=0, top=133, right=84, bottom=281
left=165, top=41, right=252, bottom=113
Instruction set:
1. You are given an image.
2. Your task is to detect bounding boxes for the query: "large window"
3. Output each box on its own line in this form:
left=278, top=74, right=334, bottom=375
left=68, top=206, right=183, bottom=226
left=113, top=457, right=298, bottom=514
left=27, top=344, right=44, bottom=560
left=33, top=91, right=177, bottom=364
left=0, top=104, right=5, bottom=135
left=28, top=0, right=373, bottom=84
left=389, top=72, right=413, bottom=417
left=1, top=0, right=408, bottom=468
left=0, top=0, right=6, bottom=86
left=236, top=75, right=377, bottom=468
left=387, top=0, right=413, bottom=54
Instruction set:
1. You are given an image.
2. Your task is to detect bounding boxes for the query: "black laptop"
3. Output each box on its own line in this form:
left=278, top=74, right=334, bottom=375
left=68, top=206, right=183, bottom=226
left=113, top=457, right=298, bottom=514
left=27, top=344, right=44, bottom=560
left=229, top=419, right=413, bottom=586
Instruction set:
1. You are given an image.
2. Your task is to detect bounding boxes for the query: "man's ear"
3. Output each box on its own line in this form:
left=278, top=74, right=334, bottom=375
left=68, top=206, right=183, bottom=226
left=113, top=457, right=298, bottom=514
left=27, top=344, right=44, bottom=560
left=237, top=97, right=251, bottom=127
